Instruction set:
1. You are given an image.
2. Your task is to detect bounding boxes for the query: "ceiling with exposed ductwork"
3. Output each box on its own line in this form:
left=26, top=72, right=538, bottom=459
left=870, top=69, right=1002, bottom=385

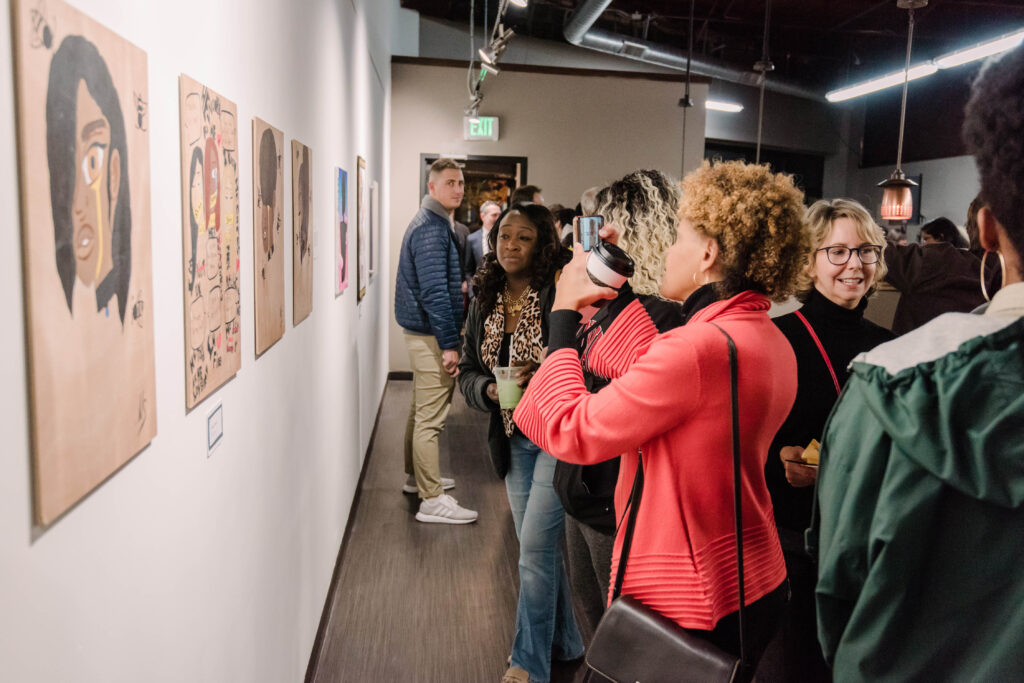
left=400, top=0, right=1024, bottom=96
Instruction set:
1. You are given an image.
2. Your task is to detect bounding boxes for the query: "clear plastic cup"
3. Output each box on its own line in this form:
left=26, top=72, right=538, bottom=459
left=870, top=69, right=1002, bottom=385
left=493, top=366, right=523, bottom=410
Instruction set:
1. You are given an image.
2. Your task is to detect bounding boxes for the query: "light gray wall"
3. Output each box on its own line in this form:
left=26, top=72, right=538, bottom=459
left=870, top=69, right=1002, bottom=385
left=0, top=0, right=396, bottom=680
left=388, top=61, right=707, bottom=372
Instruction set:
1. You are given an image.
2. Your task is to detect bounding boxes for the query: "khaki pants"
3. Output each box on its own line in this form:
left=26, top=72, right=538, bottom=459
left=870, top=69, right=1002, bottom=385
left=403, top=331, right=455, bottom=499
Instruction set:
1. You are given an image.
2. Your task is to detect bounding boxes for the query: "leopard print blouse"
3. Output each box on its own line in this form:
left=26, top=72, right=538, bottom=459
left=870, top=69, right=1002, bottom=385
left=480, top=286, right=544, bottom=436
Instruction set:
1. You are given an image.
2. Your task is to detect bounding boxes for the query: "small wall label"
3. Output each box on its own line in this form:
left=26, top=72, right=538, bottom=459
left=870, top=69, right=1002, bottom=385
left=207, top=403, right=224, bottom=456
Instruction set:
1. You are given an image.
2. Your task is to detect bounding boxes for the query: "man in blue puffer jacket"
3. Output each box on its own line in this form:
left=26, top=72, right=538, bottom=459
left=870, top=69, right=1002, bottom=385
left=395, top=158, right=478, bottom=524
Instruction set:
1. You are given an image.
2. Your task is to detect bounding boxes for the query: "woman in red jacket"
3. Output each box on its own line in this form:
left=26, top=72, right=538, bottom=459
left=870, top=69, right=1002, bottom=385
left=514, top=161, right=810, bottom=674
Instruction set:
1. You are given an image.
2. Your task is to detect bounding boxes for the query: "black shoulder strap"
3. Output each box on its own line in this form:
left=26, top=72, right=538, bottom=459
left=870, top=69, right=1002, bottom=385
left=611, top=322, right=747, bottom=667
left=610, top=449, right=644, bottom=601
left=710, top=322, right=746, bottom=670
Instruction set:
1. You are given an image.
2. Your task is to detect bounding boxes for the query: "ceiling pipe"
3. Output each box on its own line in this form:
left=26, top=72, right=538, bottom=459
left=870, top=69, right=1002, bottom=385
left=564, top=0, right=825, bottom=102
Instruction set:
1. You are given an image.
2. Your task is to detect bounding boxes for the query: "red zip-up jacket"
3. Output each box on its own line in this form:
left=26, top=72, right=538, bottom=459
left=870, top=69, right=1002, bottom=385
left=514, top=291, right=795, bottom=630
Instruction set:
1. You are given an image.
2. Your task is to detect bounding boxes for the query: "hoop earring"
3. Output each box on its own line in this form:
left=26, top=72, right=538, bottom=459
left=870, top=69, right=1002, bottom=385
left=692, top=272, right=699, bottom=286
left=980, top=250, right=1006, bottom=302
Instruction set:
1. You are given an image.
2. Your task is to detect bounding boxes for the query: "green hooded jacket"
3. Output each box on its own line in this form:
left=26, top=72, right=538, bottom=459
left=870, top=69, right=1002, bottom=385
left=815, top=312, right=1024, bottom=682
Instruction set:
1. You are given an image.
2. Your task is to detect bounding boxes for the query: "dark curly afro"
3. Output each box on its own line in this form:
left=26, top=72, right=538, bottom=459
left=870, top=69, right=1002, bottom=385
left=963, top=42, right=1024, bottom=257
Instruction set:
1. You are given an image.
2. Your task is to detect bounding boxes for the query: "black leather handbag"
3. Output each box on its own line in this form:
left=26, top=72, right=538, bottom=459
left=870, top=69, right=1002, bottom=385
left=584, top=324, right=748, bottom=683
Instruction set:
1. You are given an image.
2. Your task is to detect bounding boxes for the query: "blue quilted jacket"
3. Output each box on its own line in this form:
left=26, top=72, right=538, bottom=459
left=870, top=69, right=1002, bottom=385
left=394, top=203, right=463, bottom=349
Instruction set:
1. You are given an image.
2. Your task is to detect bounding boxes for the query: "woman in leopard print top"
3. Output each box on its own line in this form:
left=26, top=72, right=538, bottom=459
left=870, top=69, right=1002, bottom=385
left=457, top=202, right=578, bottom=683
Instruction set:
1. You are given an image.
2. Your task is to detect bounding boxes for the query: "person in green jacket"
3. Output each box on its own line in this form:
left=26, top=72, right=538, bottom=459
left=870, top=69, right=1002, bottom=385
left=815, top=43, right=1024, bottom=681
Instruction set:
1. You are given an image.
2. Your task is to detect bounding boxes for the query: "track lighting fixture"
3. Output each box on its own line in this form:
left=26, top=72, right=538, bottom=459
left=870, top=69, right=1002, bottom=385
left=479, top=23, right=514, bottom=65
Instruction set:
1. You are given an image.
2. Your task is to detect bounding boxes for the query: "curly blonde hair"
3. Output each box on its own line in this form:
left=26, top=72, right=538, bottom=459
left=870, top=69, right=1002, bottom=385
left=595, top=170, right=681, bottom=297
left=796, top=198, right=888, bottom=301
left=679, top=161, right=809, bottom=302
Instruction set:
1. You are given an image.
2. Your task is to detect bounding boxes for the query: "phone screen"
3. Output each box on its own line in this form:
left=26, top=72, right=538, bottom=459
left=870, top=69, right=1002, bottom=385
left=576, top=216, right=603, bottom=252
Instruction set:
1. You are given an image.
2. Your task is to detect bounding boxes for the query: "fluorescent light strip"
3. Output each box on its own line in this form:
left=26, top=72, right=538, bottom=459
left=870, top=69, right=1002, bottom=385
left=935, top=28, right=1024, bottom=69
left=826, top=26, right=1024, bottom=102
left=706, top=100, right=743, bottom=113
left=509, top=0, right=529, bottom=6
left=826, top=63, right=937, bottom=102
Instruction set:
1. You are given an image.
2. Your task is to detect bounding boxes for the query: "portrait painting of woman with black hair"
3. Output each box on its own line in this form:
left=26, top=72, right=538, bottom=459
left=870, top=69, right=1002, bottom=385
left=292, top=140, right=313, bottom=325
left=178, top=75, right=241, bottom=411
left=253, top=118, right=285, bottom=355
left=12, top=0, right=156, bottom=525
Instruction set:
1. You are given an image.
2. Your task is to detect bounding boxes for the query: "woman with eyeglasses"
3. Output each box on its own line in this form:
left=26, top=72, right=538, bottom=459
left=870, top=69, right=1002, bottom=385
left=759, top=198, right=894, bottom=682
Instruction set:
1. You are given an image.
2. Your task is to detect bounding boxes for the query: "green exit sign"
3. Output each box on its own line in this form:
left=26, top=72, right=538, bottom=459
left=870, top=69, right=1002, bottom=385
left=463, top=116, right=499, bottom=141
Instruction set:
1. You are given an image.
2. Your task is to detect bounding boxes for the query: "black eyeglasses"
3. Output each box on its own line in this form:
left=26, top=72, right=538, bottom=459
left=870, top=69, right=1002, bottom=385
left=816, top=245, right=882, bottom=265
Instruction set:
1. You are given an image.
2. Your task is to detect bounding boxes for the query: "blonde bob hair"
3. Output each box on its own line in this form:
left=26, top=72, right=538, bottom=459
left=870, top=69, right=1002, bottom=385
left=679, top=161, right=809, bottom=302
left=796, top=198, right=888, bottom=301
left=594, top=169, right=680, bottom=297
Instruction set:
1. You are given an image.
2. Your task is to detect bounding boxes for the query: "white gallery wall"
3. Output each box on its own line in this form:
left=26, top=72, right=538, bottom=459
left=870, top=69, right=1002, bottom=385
left=0, top=0, right=400, bottom=680
left=387, top=61, right=708, bottom=373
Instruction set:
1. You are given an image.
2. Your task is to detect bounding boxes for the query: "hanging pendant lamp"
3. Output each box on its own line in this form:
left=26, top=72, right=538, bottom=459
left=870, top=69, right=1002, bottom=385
left=879, top=0, right=927, bottom=222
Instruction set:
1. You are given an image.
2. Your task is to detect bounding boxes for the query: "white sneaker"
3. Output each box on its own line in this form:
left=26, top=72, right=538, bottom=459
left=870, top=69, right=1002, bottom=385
left=415, top=494, right=478, bottom=524
left=402, top=475, right=455, bottom=494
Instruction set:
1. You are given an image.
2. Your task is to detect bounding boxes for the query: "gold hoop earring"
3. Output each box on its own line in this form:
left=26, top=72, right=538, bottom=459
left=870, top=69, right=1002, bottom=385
left=980, top=250, right=1006, bottom=302
left=692, top=272, right=699, bottom=286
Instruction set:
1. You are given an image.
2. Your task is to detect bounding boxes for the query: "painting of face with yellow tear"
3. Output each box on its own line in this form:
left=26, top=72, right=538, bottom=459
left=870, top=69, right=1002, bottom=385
left=48, top=35, right=131, bottom=318
left=12, top=0, right=156, bottom=525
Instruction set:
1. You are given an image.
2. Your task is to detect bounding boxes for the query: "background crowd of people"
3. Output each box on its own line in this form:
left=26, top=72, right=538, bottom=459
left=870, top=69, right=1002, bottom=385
left=393, top=43, right=1024, bottom=683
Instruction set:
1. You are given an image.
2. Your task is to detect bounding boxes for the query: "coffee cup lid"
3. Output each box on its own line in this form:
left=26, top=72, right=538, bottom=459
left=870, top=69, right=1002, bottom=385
left=591, top=241, right=635, bottom=278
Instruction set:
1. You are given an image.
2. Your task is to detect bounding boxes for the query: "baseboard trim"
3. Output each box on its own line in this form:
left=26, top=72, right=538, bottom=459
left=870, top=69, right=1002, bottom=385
left=304, top=381, right=390, bottom=683
left=387, top=371, right=412, bottom=381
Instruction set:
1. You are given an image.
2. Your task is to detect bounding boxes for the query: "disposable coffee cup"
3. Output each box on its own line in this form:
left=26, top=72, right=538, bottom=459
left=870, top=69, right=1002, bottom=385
left=493, top=366, right=523, bottom=409
left=580, top=242, right=635, bottom=320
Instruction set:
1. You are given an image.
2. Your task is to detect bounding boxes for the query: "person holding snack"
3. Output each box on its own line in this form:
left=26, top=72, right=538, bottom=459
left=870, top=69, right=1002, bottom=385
left=457, top=203, right=581, bottom=683
left=760, top=198, right=894, bottom=682
left=514, top=161, right=810, bottom=677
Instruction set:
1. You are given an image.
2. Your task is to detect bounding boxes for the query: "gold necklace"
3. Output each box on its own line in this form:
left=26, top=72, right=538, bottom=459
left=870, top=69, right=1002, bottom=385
left=504, top=284, right=531, bottom=316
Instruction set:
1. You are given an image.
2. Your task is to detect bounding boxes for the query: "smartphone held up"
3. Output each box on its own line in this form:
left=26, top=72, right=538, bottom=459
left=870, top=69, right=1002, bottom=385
left=576, top=216, right=603, bottom=252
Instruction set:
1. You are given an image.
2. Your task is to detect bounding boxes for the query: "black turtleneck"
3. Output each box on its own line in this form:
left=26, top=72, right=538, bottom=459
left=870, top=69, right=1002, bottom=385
left=766, top=287, right=895, bottom=533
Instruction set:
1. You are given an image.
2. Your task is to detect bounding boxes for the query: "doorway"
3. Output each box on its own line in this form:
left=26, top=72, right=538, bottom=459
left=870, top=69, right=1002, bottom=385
left=419, top=154, right=528, bottom=229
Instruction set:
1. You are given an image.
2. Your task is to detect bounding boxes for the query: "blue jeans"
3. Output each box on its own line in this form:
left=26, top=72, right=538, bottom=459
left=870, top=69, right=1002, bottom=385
left=505, top=431, right=584, bottom=682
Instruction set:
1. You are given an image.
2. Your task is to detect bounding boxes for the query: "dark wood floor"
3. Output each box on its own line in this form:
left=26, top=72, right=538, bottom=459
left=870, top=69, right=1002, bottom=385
left=309, top=380, right=588, bottom=683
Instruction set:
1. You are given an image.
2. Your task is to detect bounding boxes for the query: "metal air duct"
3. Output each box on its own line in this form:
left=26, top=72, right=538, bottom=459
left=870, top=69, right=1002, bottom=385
left=564, top=0, right=824, bottom=102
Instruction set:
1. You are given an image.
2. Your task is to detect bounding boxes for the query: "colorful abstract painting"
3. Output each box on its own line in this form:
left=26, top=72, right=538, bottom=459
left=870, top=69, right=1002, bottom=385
left=12, top=0, right=156, bottom=524
left=179, top=75, right=242, bottom=410
left=335, top=167, right=349, bottom=296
